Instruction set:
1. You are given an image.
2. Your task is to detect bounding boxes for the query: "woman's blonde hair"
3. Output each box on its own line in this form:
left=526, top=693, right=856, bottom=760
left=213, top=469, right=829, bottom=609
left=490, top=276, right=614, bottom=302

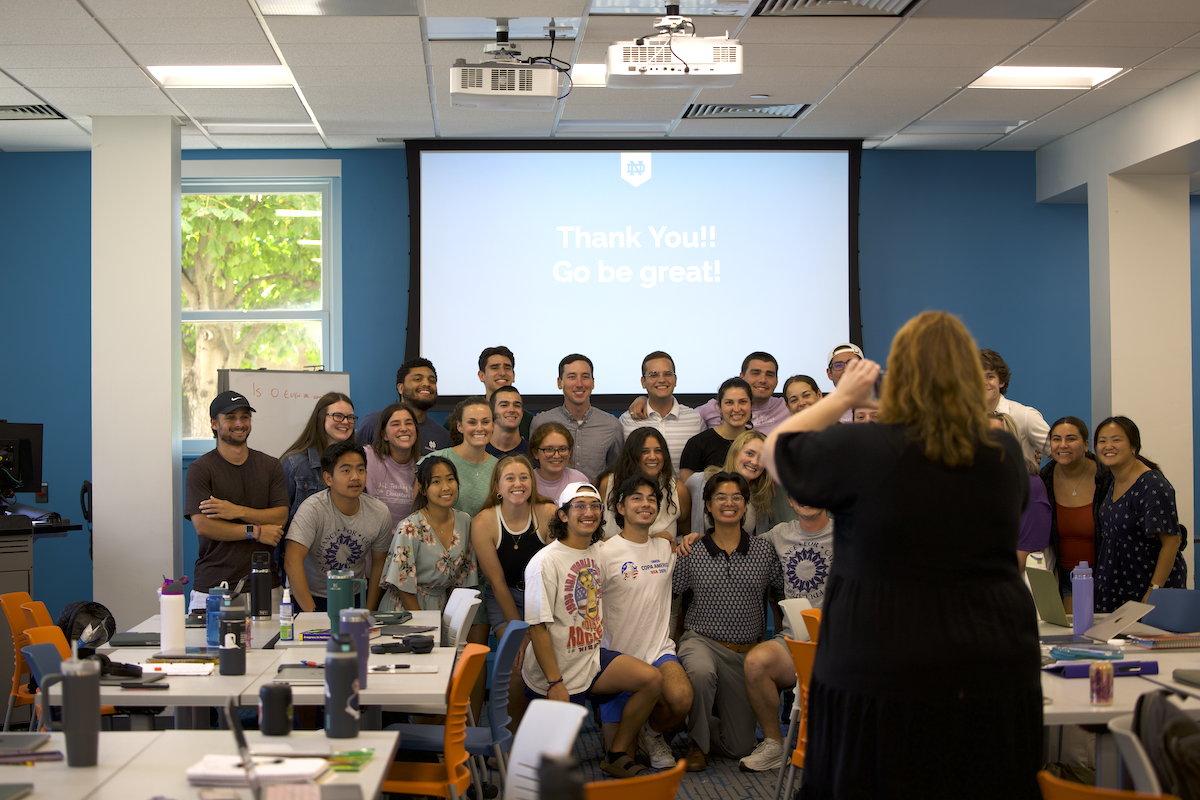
left=703, top=430, right=772, bottom=521
left=877, top=311, right=996, bottom=468
left=989, top=411, right=1038, bottom=475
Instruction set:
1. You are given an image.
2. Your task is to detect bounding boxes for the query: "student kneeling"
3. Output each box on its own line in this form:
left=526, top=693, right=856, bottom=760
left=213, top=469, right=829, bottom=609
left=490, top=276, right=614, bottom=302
left=522, top=482, right=663, bottom=779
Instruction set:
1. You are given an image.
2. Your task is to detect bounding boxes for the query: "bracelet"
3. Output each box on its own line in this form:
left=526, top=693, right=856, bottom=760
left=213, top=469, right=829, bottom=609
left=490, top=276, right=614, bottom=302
left=255, top=524, right=261, bottom=542
left=546, top=677, right=564, bottom=689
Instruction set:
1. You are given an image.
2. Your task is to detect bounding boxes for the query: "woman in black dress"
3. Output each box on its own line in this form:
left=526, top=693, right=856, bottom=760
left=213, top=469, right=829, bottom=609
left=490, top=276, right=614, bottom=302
left=762, top=311, right=1042, bottom=800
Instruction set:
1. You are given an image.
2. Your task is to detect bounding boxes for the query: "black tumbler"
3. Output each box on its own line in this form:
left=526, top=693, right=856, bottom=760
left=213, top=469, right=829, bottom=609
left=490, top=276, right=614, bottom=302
left=259, top=683, right=293, bottom=736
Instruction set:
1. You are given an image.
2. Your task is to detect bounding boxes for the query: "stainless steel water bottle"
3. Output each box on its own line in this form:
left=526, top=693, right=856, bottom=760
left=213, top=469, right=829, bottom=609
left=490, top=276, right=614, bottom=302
left=250, top=551, right=273, bottom=619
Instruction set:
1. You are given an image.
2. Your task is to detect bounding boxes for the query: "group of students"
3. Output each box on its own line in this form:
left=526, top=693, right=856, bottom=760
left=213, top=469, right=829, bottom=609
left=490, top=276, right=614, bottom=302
left=183, top=338, right=1187, bottom=785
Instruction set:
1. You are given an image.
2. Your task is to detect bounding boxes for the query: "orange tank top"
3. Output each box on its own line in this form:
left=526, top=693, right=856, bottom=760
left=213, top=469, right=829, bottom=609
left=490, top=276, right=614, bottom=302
left=1056, top=503, right=1094, bottom=570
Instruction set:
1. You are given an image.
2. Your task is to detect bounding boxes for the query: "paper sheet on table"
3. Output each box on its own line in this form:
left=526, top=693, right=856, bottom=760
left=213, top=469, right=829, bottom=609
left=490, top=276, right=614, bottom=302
left=137, top=662, right=215, bottom=675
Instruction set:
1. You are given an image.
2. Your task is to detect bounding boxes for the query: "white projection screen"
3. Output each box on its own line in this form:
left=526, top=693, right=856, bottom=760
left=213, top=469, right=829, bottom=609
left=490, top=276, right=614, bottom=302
left=405, top=140, right=862, bottom=405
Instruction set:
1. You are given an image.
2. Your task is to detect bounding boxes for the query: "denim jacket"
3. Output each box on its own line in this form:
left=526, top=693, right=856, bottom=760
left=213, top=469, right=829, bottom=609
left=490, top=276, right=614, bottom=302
left=282, top=445, right=323, bottom=528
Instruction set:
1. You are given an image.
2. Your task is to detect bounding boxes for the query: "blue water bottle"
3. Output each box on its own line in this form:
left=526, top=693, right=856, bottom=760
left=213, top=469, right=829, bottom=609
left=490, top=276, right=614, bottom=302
left=206, top=582, right=229, bottom=647
left=1072, top=562, right=1093, bottom=634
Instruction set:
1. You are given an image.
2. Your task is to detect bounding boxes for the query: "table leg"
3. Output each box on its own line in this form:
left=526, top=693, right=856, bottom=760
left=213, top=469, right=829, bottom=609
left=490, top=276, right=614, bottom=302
left=1095, top=731, right=1118, bottom=788
left=362, top=705, right=381, bottom=730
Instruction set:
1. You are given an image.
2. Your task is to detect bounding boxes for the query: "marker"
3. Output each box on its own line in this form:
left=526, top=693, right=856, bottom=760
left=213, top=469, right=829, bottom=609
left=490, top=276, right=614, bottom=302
left=300, top=661, right=323, bottom=668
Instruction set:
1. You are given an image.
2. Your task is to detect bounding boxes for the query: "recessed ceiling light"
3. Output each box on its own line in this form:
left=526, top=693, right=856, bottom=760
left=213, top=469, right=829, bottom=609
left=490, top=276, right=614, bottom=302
left=147, top=65, right=292, bottom=88
left=969, top=66, right=1122, bottom=90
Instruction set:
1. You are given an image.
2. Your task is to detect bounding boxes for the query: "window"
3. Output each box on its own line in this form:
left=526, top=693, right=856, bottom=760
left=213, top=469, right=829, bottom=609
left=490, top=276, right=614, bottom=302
left=181, top=177, right=341, bottom=443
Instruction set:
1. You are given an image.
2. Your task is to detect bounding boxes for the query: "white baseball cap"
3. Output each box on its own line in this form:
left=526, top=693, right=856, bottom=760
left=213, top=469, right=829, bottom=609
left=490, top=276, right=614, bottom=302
left=826, top=343, right=865, bottom=365
left=558, top=482, right=602, bottom=506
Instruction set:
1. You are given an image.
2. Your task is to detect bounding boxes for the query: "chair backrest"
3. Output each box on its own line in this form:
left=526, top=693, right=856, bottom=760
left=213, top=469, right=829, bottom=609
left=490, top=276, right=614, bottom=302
left=24, top=626, right=71, bottom=660
left=18, top=643, right=62, bottom=688
left=800, top=608, right=822, bottom=643
left=2, top=591, right=35, bottom=699
left=584, top=758, right=685, bottom=800
left=1141, top=588, right=1200, bottom=633
left=441, top=644, right=490, bottom=794
left=448, top=598, right=482, bottom=655
left=485, top=621, right=529, bottom=743
left=506, top=699, right=588, bottom=800
left=442, top=588, right=480, bottom=647
left=20, top=602, right=53, bottom=630
left=783, top=636, right=817, bottom=770
left=1107, top=714, right=1162, bottom=794
left=777, top=598, right=812, bottom=642
left=1037, top=769, right=1180, bottom=799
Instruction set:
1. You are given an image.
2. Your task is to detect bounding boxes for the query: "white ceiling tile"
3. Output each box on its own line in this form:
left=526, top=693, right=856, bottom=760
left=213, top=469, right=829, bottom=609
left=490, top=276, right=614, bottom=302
left=427, top=40, right=553, bottom=66
left=322, top=135, right=407, bottom=148
left=876, top=132, right=1002, bottom=149
left=1031, top=102, right=1122, bottom=129
left=290, top=65, right=430, bottom=88
left=981, top=126, right=1060, bottom=148
left=797, top=105, right=927, bottom=136
left=743, top=43, right=876, bottom=68
left=0, top=87, right=42, bottom=104
left=1139, top=48, right=1200, bottom=70
left=556, top=87, right=696, bottom=106
left=695, top=67, right=848, bottom=102
left=1101, top=68, right=1196, bottom=89
left=671, top=118, right=792, bottom=136
left=925, top=87, right=1086, bottom=120
left=168, top=87, right=304, bottom=106
left=578, top=16, right=666, bottom=42
left=312, top=107, right=432, bottom=123
left=1179, top=32, right=1200, bottom=47
left=7, top=67, right=157, bottom=88
left=37, top=86, right=173, bottom=105
left=86, top=0, right=255, bottom=19
left=0, top=18, right=112, bottom=46
left=281, top=41, right=430, bottom=67
left=0, top=135, right=93, bottom=151
left=59, top=105, right=179, bottom=116
left=435, top=106, right=555, bottom=136
left=0, top=44, right=133, bottom=68
left=862, top=43, right=1018, bottom=69
left=181, top=136, right=218, bottom=149
left=736, top=17, right=899, bottom=45
left=265, top=17, right=422, bottom=44
left=0, top=0, right=93, bottom=19
left=838, top=65, right=986, bottom=89
left=559, top=103, right=682, bottom=120
left=0, top=119, right=84, bottom=136
left=782, top=121, right=886, bottom=138
left=206, top=133, right=327, bottom=148
left=125, top=43, right=280, bottom=65
left=1034, top=20, right=1200, bottom=48
left=1003, top=45, right=1167, bottom=68
left=1069, top=0, right=1200, bottom=23
left=190, top=105, right=312, bottom=122
left=424, top=1, right=585, bottom=16
left=885, top=18, right=1055, bottom=46
left=1065, top=87, right=1160, bottom=108
left=321, top=118, right=434, bottom=136
left=102, top=18, right=270, bottom=45
left=301, top=85, right=433, bottom=107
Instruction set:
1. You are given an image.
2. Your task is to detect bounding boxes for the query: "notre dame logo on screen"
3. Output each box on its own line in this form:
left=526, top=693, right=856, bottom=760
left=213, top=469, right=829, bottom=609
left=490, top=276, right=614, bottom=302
left=621, top=152, right=651, bottom=187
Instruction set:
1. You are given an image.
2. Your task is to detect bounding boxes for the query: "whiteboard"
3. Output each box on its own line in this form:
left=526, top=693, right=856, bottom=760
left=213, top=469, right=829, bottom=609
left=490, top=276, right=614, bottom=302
left=218, top=369, right=351, bottom=461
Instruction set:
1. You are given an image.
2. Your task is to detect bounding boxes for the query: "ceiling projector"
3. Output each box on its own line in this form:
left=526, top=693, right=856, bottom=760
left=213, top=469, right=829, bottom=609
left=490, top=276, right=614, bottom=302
left=605, top=14, right=741, bottom=89
left=450, top=59, right=561, bottom=111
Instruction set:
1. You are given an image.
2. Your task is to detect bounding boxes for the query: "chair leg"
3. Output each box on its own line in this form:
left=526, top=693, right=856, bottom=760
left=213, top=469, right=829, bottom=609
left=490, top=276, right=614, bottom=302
left=774, top=708, right=799, bottom=800
left=3, top=694, right=14, bottom=731
left=493, top=743, right=507, bottom=793
left=782, top=763, right=797, bottom=800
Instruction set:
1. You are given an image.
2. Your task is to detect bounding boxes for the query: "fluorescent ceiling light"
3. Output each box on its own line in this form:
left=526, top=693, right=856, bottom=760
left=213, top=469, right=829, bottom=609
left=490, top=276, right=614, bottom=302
left=148, top=65, right=292, bottom=88
left=569, top=64, right=607, bottom=87
left=275, top=209, right=321, bottom=217
left=969, top=66, right=1122, bottom=90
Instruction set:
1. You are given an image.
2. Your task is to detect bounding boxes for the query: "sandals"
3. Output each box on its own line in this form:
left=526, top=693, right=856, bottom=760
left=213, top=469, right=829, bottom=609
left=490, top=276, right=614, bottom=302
left=600, top=753, right=648, bottom=779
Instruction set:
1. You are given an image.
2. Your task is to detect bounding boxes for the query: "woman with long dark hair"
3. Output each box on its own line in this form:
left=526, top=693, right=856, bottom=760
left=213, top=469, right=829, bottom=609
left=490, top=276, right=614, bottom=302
left=763, top=311, right=1041, bottom=800
left=598, top=427, right=691, bottom=539
left=365, top=401, right=420, bottom=529
left=281, top=392, right=356, bottom=527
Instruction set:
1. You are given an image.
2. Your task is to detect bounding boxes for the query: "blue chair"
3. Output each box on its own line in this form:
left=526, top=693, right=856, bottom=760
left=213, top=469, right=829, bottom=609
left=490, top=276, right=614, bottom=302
left=388, top=620, right=530, bottom=797
left=1142, top=588, right=1200, bottom=633
left=19, top=643, right=63, bottom=731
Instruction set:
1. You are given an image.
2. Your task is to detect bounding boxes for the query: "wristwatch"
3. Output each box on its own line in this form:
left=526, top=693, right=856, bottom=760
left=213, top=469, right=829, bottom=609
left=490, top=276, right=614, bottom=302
left=245, top=524, right=256, bottom=541
left=1149, top=582, right=1161, bottom=592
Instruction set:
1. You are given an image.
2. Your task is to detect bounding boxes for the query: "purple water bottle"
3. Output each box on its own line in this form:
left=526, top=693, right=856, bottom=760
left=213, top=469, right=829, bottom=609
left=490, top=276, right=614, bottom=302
left=1072, top=561, right=1093, bottom=634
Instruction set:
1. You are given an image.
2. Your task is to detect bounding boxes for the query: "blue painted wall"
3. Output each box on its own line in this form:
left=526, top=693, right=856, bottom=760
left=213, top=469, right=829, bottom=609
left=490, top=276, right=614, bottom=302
left=3, top=147, right=1107, bottom=619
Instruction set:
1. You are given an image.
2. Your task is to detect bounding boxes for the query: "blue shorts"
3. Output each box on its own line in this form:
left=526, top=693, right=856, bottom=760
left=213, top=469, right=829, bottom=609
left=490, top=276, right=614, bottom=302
left=599, top=653, right=679, bottom=723
left=483, top=584, right=525, bottom=635
left=525, top=647, right=620, bottom=706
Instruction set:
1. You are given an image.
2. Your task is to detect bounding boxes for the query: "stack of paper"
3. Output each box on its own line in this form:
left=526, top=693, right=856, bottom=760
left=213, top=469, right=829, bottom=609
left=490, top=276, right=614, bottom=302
left=186, top=755, right=330, bottom=786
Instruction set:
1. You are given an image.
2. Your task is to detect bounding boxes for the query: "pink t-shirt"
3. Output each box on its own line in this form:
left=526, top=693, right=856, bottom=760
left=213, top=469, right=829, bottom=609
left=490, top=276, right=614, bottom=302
left=364, top=446, right=416, bottom=530
left=535, top=468, right=589, bottom=506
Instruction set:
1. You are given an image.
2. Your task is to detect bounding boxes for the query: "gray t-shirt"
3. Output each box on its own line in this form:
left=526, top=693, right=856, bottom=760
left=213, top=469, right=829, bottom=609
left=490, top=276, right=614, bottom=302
left=763, top=517, right=835, bottom=611
left=285, top=489, right=393, bottom=598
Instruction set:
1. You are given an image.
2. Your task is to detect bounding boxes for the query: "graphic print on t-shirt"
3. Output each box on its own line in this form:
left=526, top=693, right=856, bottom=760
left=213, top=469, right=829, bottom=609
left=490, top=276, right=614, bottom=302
left=320, top=525, right=366, bottom=572
left=782, top=542, right=833, bottom=603
left=563, top=557, right=603, bottom=650
left=620, top=555, right=670, bottom=581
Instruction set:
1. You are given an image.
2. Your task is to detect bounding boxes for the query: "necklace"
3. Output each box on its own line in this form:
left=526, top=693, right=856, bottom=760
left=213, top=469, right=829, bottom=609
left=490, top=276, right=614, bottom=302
left=1058, top=464, right=1086, bottom=497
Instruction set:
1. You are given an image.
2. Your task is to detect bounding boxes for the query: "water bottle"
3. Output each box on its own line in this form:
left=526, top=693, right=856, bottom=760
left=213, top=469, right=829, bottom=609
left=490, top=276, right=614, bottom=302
left=279, top=588, right=294, bottom=642
left=324, top=632, right=360, bottom=739
left=159, top=576, right=187, bottom=653
left=219, top=596, right=247, bottom=676
left=1072, top=561, right=1094, bottom=634
left=250, top=551, right=273, bottom=619
left=39, top=649, right=100, bottom=767
left=339, top=608, right=371, bottom=689
left=206, top=582, right=229, bottom=647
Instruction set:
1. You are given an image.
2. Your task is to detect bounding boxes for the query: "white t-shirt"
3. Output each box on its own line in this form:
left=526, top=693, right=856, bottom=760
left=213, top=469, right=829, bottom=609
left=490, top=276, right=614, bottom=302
left=285, top=489, right=394, bottom=598
left=521, top=540, right=605, bottom=696
left=597, top=534, right=675, bottom=664
left=763, top=517, right=835, bottom=615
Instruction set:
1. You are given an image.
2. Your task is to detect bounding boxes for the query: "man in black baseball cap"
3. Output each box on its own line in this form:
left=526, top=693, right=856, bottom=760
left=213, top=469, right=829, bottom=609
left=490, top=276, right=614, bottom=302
left=183, top=389, right=288, bottom=611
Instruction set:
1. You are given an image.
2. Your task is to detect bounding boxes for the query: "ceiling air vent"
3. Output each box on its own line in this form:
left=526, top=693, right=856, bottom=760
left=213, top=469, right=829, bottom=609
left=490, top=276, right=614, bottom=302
left=757, top=0, right=912, bottom=15
left=0, top=105, right=67, bottom=121
left=684, top=103, right=806, bottom=119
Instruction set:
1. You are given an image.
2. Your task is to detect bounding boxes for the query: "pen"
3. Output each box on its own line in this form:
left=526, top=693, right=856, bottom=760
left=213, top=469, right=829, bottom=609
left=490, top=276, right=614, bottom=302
left=300, top=661, right=323, bottom=668
left=371, top=665, right=412, bottom=672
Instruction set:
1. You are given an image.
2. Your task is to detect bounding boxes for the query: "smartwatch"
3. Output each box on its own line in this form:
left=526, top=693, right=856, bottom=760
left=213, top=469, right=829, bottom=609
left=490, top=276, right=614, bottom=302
left=245, top=524, right=256, bottom=541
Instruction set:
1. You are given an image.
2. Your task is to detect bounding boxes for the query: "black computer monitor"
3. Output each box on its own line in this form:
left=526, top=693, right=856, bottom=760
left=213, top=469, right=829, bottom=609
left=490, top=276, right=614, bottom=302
left=0, top=421, right=42, bottom=495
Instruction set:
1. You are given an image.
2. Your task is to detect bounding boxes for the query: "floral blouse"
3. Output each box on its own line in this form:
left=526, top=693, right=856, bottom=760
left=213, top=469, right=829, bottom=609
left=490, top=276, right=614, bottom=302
left=379, top=508, right=478, bottom=612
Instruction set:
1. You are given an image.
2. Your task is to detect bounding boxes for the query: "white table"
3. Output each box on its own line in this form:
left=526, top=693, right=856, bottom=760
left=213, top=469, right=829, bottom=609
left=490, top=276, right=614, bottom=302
left=13, top=731, right=159, bottom=800
left=121, top=610, right=441, bottom=649
left=87, top=730, right=401, bottom=800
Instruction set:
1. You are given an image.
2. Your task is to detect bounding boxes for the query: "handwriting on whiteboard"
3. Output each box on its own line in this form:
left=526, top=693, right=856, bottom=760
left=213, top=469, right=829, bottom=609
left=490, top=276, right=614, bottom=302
left=251, top=383, right=325, bottom=400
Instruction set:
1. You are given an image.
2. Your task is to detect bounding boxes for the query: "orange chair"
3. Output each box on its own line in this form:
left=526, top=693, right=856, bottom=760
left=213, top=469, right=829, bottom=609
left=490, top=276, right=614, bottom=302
left=1037, top=769, right=1180, bottom=799
left=800, top=608, right=821, bottom=643
left=584, top=758, right=686, bottom=800
left=23, top=626, right=117, bottom=722
left=20, top=602, right=53, bottom=630
left=779, top=637, right=817, bottom=800
left=1, top=591, right=36, bottom=730
left=381, top=643, right=490, bottom=800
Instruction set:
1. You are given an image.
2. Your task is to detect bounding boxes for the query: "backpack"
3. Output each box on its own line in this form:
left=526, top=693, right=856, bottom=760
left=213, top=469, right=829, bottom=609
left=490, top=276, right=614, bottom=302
left=1133, top=690, right=1200, bottom=800
left=56, top=601, right=116, bottom=650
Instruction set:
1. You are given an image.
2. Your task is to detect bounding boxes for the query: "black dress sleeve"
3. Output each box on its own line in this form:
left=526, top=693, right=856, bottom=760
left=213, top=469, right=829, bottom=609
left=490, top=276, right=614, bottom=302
left=773, top=424, right=873, bottom=511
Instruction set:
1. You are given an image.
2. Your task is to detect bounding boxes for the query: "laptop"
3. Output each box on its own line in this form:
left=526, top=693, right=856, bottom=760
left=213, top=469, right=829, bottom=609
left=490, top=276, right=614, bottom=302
left=0, top=734, right=49, bottom=755
left=1040, top=600, right=1156, bottom=645
left=1027, top=568, right=1070, bottom=627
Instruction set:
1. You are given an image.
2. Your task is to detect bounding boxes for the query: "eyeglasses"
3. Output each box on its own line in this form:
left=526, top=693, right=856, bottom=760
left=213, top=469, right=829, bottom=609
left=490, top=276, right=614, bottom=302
left=570, top=502, right=602, bottom=513
left=643, top=371, right=676, bottom=380
left=829, top=361, right=853, bottom=371
left=326, top=412, right=359, bottom=423
left=539, top=446, right=570, bottom=456
left=713, top=493, right=745, bottom=503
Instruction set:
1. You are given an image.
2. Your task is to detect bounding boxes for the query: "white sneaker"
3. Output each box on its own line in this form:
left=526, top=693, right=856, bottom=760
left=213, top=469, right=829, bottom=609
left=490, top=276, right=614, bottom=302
left=739, top=738, right=785, bottom=772
left=638, top=724, right=675, bottom=769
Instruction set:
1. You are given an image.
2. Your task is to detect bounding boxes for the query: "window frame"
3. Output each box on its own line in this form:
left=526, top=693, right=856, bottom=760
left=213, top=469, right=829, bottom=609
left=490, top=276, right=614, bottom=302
left=180, top=174, right=343, bottom=453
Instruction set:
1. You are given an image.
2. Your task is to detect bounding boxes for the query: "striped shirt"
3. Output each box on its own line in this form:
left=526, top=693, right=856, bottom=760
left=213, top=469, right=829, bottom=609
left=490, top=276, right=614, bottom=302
left=618, top=397, right=704, bottom=474
left=672, top=530, right=783, bottom=644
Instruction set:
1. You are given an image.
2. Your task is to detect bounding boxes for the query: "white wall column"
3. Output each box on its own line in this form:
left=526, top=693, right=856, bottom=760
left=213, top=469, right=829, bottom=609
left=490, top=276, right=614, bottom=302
left=92, top=117, right=182, bottom=624
left=1089, top=173, right=1193, bottom=581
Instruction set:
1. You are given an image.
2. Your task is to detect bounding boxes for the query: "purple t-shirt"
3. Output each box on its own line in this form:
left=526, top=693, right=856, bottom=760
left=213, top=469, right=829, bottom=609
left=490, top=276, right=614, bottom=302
left=535, top=468, right=589, bottom=506
left=696, top=396, right=790, bottom=435
left=1018, top=475, right=1052, bottom=552
left=364, top=446, right=416, bottom=531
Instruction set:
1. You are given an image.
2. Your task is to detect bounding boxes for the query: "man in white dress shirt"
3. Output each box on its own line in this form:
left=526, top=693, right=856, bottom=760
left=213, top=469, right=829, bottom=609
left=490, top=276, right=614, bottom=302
left=981, top=348, right=1049, bottom=467
left=618, top=351, right=704, bottom=473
